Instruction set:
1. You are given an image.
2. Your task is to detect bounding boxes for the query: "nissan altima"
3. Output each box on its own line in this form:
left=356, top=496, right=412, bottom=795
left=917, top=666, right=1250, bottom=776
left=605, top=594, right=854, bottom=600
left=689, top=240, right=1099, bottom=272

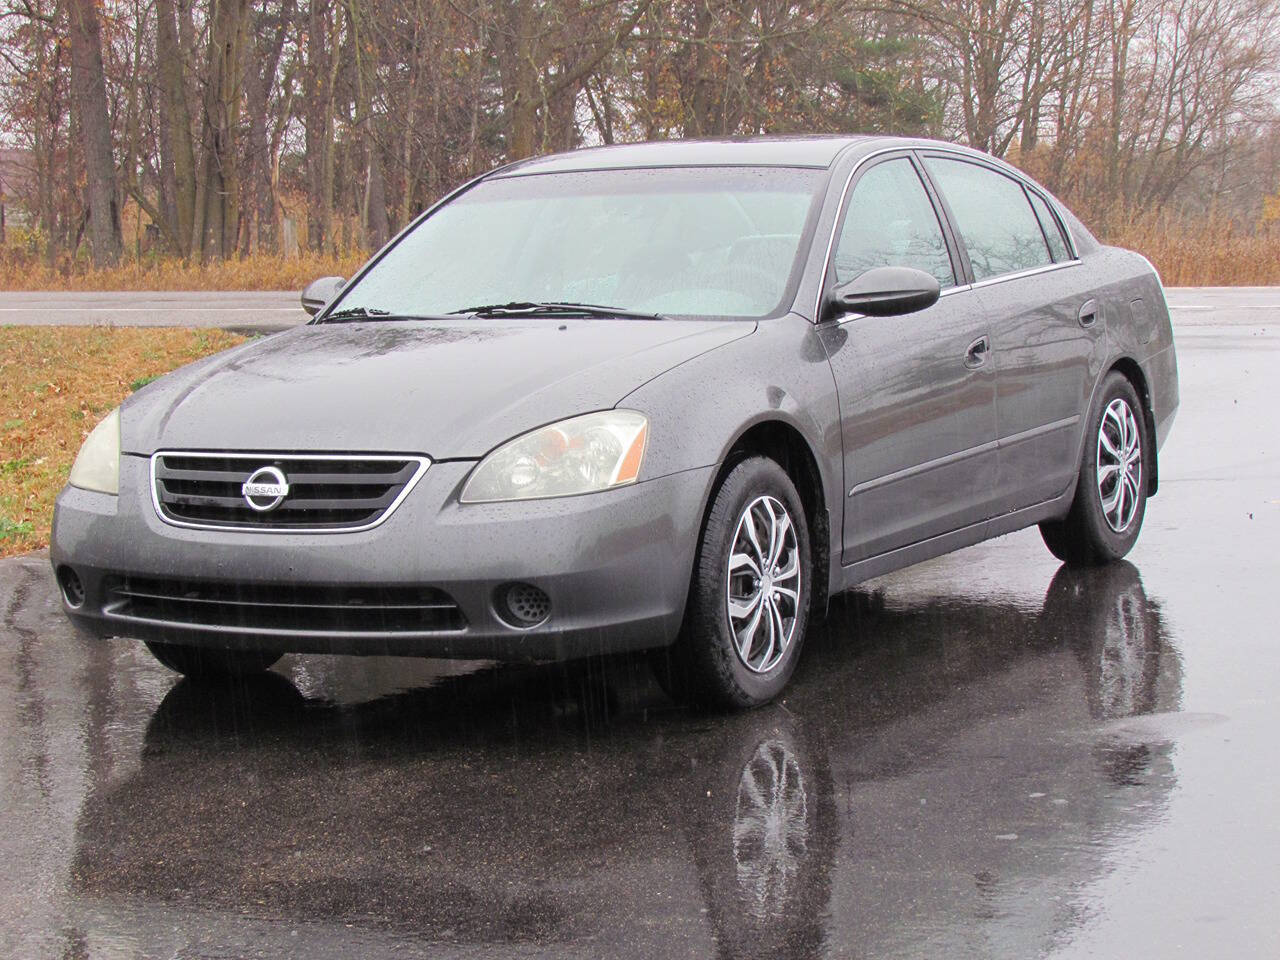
left=51, top=136, right=1178, bottom=708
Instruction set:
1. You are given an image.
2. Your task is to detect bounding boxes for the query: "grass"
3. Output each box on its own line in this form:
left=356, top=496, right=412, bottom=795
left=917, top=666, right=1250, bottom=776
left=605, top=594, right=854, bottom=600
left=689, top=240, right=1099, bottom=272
left=2, top=211, right=1279, bottom=289
left=1103, top=212, right=1280, bottom=286
left=0, top=251, right=367, bottom=292
left=0, top=326, right=246, bottom=557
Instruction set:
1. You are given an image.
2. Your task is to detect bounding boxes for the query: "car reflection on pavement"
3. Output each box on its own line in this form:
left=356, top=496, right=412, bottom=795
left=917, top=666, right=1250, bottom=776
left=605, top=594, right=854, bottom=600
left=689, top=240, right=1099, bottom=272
left=67, top=561, right=1178, bottom=959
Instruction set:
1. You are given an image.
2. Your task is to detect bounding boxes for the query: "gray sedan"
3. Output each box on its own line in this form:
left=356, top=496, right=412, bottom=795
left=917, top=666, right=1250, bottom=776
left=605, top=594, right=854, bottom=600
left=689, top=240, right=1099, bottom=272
left=51, top=136, right=1178, bottom=708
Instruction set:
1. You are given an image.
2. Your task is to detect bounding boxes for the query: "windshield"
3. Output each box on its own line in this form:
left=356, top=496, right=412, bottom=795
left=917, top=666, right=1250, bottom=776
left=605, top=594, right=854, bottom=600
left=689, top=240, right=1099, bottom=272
left=326, top=166, right=825, bottom=320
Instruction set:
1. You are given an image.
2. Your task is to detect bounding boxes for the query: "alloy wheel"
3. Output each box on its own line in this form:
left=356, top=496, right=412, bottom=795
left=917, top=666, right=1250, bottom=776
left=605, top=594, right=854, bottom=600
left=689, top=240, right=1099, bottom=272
left=732, top=738, right=809, bottom=918
left=726, top=495, right=801, bottom=674
left=1096, top=397, right=1143, bottom=533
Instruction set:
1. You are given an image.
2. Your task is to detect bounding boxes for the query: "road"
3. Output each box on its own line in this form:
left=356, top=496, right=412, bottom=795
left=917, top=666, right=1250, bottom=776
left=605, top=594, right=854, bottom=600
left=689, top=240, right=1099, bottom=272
left=0, top=286, right=1275, bottom=331
left=0, top=290, right=305, bottom=332
left=1, top=291, right=1278, bottom=958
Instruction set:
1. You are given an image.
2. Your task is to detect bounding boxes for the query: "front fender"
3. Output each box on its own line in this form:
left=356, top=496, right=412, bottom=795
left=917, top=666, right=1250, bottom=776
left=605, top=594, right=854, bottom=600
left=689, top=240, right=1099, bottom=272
left=620, top=313, right=844, bottom=591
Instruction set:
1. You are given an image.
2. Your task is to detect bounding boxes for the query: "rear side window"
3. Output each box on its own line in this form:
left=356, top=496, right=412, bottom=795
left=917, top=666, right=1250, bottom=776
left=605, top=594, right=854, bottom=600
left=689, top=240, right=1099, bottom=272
left=1027, top=189, right=1072, bottom=262
left=925, top=157, right=1052, bottom=281
left=834, top=158, right=956, bottom=289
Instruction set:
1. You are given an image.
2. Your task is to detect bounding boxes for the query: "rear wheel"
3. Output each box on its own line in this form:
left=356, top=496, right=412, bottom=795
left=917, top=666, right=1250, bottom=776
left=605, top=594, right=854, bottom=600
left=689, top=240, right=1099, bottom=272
left=1040, top=372, right=1149, bottom=566
left=656, top=456, right=811, bottom=709
left=144, top=640, right=281, bottom=680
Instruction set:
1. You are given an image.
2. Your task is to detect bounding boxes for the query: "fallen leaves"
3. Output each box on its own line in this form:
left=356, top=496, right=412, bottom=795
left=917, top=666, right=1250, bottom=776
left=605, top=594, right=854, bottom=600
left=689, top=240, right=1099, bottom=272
left=0, top=326, right=246, bottom=557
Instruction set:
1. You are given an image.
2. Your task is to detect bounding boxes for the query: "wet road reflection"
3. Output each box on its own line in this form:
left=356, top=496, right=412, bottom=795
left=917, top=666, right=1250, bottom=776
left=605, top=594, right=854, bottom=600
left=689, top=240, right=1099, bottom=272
left=35, top=560, right=1178, bottom=959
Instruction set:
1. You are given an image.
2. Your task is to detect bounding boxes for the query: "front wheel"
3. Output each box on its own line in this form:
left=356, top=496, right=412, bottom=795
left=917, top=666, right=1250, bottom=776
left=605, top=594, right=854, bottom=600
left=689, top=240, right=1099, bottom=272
left=656, top=456, right=812, bottom=709
left=144, top=640, right=281, bottom=680
left=1040, top=372, right=1149, bottom=566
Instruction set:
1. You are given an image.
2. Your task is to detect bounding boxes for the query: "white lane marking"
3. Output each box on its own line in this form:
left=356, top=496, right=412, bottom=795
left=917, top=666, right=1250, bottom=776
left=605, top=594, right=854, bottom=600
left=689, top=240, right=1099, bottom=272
left=1169, top=304, right=1277, bottom=310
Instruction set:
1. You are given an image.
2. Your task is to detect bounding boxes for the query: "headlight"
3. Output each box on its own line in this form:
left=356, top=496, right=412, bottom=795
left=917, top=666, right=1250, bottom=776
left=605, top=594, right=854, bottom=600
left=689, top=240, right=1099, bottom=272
left=461, top=410, right=648, bottom=503
left=68, top=407, right=120, bottom=495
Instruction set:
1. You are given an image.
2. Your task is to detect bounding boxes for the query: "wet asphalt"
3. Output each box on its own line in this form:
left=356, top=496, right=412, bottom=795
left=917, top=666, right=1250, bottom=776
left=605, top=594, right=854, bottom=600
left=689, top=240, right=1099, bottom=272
left=2, top=295, right=1278, bottom=958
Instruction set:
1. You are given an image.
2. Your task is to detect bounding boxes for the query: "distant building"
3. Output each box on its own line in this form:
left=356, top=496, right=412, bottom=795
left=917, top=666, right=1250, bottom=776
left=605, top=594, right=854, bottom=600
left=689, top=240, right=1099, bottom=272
left=0, top=147, right=35, bottom=240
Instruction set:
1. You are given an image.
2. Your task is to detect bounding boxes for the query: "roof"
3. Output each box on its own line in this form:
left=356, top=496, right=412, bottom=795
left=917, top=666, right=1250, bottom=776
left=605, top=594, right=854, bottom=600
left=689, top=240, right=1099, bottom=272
left=498, top=135, right=880, bottom=176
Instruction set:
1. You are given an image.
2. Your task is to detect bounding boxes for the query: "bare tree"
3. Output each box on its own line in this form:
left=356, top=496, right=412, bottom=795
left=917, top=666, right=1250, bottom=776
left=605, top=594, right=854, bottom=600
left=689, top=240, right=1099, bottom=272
left=1, top=0, right=1276, bottom=264
left=66, top=0, right=122, bottom=266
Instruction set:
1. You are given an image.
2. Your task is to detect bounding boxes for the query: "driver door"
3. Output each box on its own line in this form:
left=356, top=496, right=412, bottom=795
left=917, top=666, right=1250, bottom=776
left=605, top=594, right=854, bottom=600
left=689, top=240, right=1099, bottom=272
left=815, top=155, right=1000, bottom=565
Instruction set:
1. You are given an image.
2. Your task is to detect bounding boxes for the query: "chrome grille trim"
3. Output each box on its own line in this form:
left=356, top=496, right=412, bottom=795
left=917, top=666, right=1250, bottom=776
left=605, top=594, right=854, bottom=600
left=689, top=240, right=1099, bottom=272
left=102, top=576, right=466, bottom=634
left=149, top=451, right=430, bottom=533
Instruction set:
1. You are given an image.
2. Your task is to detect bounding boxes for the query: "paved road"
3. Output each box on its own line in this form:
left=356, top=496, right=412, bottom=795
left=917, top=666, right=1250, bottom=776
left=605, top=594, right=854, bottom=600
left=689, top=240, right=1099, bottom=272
left=0, top=290, right=305, bottom=332
left=2, top=303, right=1279, bottom=958
left=0, top=286, right=1275, bottom=331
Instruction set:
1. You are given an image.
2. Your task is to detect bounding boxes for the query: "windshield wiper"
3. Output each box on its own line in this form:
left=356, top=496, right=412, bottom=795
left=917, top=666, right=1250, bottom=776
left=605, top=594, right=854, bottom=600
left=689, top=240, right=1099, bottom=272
left=447, top=300, right=666, bottom=321
left=319, top=306, right=444, bottom=323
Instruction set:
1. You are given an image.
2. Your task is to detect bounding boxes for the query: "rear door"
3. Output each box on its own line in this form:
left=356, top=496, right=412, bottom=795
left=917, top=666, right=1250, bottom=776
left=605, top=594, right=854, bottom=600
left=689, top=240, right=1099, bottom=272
left=921, top=154, right=1103, bottom=509
left=816, top=154, right=1000, bottom=565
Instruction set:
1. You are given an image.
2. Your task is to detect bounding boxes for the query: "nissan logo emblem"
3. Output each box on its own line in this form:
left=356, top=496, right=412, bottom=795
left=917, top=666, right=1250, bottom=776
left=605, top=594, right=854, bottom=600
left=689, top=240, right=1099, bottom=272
left=241, top=465, right=290, bottom=512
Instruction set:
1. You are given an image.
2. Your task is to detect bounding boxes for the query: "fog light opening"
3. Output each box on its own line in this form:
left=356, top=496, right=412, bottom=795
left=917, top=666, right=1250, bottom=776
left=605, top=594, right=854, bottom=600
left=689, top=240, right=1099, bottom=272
left=495, top=582, right=551, bottom=629
left=57, top=566, right=86, bottom=609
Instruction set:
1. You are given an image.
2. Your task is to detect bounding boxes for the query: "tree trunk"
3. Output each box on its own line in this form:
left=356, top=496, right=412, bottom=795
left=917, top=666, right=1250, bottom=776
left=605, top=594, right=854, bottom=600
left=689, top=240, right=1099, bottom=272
left=156, top=0, right=197, bottom=257
left=244, top=0, right=293, bottom=254
left=198, top=0, right=249, bottom=260
left=687, top=3, right=715, bottom=136
left=347, top=0, right=390, bottom=248
left=243, top=64, right=271, bottom=254
left=67, top=0, right=122, bottom=267
left=365, top=154, right=390, bottom=249
left=496, top=1, right=539, bottom=160
left=305, top=1, right=335, bottom=251
left=504, top=73, right=539, bottom=161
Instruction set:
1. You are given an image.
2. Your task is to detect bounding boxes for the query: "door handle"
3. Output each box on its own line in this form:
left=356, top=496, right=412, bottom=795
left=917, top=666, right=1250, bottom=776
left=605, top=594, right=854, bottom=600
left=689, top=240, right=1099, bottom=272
left=1078, top=299, right=1099, bottom=327
left=964, top=336, right=990, bottom=369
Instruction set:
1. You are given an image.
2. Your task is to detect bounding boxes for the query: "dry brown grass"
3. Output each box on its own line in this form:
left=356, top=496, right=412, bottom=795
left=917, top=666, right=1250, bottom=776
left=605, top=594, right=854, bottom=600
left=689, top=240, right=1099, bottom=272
left=0, top=251, right=367, bottom=292
left=0, top=326, right=246, bottom=557
left=1101, top=212, right=1280, bottom=286
left=2, top=213, right=1277, bottom=289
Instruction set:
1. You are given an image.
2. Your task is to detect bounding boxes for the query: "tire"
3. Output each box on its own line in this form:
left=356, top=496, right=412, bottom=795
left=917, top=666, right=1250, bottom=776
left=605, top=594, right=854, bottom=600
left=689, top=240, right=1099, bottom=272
left=1039, top=561, right=1165, bottom=722
left=656, top=456, right=812, bottom=709
left=1040, top=371, right=1150, bottom=566
left=144, top=640, right=281, bottom=680
left=682, top=711, right=837, bottom=955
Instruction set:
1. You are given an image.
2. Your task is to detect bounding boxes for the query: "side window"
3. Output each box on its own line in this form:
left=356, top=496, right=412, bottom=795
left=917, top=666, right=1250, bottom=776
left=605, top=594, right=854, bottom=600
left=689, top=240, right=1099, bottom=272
left=1027, top=189, right=1072, bottom=262
left=834, top=158, right=955, bottom=289
left=925, top=158, right=1052, bottom=281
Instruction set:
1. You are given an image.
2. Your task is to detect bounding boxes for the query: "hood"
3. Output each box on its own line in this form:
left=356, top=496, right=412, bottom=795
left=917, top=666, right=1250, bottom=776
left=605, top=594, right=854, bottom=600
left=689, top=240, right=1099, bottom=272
left=122, top=318, right=754, bottom=458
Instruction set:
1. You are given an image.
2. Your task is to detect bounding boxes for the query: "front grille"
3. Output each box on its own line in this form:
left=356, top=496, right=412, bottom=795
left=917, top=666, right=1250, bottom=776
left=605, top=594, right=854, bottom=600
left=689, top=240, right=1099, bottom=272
left=103, top=577, right=465, bottom=633
left=151, top=453, right=428, bottom=531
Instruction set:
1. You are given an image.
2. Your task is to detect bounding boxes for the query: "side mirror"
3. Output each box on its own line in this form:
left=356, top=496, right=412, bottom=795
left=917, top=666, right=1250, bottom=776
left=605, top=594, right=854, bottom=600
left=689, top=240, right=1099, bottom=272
left=823, top=266, right=941, bottom=320
left=301, top=276, right=345, bottom=316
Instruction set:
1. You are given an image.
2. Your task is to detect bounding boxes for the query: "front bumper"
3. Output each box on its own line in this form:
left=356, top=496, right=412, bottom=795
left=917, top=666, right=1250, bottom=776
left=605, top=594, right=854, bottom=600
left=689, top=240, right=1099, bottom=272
left=50, top=455, right=713, bottom=661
